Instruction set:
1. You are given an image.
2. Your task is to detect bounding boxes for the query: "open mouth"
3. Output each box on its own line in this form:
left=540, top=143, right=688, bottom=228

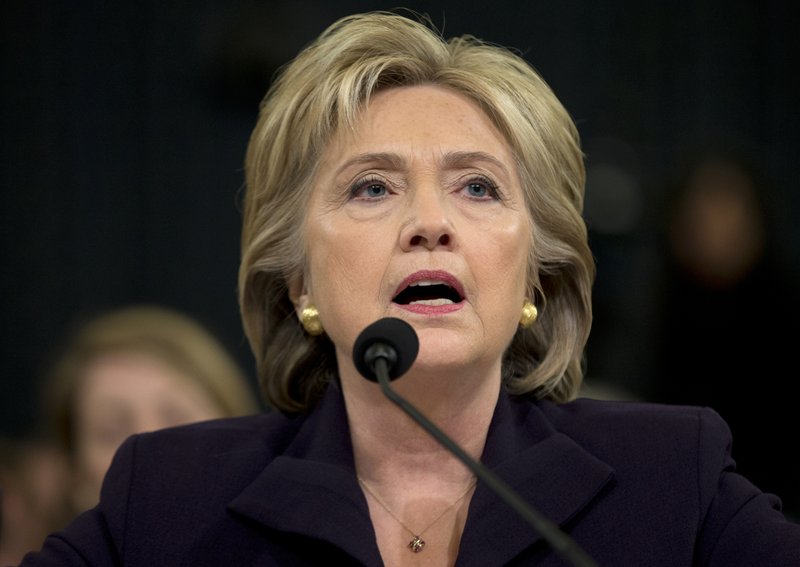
left=392, top=280, right=464, bottom=306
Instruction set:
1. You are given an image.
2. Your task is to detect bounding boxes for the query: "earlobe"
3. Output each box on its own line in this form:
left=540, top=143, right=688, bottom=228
left=288, top=273, right=318, bottom=330
left=287, top=273, right=307, bottom=312
left=288, top=273, right=323, bottom=336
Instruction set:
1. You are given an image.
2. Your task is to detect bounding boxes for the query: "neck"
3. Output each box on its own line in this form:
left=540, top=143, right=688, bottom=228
left=339, top=357, right=500, bottom=566
left=340, top=360, right=501, bottom=486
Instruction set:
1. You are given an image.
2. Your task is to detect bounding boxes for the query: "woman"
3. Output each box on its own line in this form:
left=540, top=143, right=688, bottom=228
left=39, top=305, right=259, bottom=520
left=0, top=437, right=67, bottom=566
left=19, top=11, right=799, bottom=567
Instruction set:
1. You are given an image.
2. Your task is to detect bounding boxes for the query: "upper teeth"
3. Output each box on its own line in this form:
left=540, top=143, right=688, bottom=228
left=410, top=280, right=448, bottom=287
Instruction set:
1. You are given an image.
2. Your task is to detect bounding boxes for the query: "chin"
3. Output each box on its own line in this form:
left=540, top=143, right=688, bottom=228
left=413, top=340, right=482, bottom=376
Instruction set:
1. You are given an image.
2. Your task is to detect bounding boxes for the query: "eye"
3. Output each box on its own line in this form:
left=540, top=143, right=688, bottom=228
left=349, top=176, right=389, bottom=200
left=461, top=176, right=500, bottom=200
left=466, top=182, right=489, bottom=198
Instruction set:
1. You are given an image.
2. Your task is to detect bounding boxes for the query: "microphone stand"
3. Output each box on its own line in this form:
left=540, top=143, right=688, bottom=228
left=371, top=356, right=599, bottom=567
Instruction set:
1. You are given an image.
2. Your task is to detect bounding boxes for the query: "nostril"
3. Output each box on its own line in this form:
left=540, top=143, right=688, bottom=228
left=405, top=231, right=452, bottom=250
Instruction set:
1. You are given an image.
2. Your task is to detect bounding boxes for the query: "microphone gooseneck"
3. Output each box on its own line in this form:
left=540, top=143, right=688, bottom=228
left=352, top=317, right=598, bottom=567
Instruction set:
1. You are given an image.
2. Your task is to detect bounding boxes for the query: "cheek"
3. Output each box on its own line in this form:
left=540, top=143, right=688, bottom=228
left=313, top=258, right=384, bottom=333
left=307, top=221, right=388, bottom=300
left=157, top=390, right=223, bottom=425
left=480, top=222, right=530, bottom=293
left=305, top=221, right=395, bottom=351
left=88, top=445, right=116, bottom=481
left=75, top=432, right=119, bottom=486
left=73, top=401, right=133, bottom=482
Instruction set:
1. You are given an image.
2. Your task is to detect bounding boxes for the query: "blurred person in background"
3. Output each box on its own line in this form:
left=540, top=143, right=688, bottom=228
left=2, top=303, right=261, bottom=562
left=0, top=437, right=67, bottom=566
left=651, top=147, right=800, bottom=520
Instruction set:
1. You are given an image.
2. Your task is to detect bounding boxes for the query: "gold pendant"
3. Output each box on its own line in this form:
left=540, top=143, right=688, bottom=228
left=408, top=535, right=425, bottom=552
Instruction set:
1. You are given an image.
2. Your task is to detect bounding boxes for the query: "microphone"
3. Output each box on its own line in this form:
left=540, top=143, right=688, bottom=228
left=352, top=317, right=598, bottom=567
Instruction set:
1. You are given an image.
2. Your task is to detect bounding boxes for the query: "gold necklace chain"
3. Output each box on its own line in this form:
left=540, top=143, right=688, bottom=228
left=357, top=476, right=477, bottom=553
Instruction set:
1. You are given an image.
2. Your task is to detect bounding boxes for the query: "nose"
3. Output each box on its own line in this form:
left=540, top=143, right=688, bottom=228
left=399, top=183, right=454, bottom=251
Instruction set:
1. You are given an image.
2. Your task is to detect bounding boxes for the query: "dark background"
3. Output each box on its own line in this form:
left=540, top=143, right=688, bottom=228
left=2, top=1, right=799, bottom=516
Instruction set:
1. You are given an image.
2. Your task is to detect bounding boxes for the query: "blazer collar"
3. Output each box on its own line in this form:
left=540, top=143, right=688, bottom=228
left=228, top=383, right=383, bottom=566
left=228, top=386, right=614, bottom=567
left=456, top=394, right=615, bottom=567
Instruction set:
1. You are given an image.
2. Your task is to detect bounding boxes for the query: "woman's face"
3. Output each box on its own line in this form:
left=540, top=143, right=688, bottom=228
left=296, top=85, right=531, bottom=381
left=70, top=351, right=224, bottom=512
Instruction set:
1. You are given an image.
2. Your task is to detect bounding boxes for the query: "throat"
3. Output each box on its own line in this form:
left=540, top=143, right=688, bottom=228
left=348, top=396, right=494, bottom=486
left=346, top=375, right=499, bottom=468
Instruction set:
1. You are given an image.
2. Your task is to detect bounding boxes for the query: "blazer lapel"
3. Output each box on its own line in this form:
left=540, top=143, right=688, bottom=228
left=228, top=386, right=614, bottom=567
left=456, top=395, right=615, bottom=567
left=227, top=385, right=383, bottom=566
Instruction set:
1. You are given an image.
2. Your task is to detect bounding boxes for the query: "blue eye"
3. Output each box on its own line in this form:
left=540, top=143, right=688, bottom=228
left=350, top=177, right=388, bottom=200
left=462, top=176, right=499, bottom=200
left=364, top=184, right=386, bottom=198
left=467, top=182, right=489, bottom=197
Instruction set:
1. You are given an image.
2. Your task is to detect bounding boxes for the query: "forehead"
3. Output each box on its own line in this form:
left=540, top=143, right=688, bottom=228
left=79, top=352, right=183, bottom=395
left=323, top=84, right=517, bottom=166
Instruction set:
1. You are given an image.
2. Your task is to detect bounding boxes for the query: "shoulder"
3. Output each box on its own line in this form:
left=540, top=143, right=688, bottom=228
left=529, top=397, right=800, bottom=563
left=532, top=397, right=733, bottom=489
left=539, top=396, right=730, bottom=449
left=126, top=409, right=302, bottom=463
left=100, top=411, right=303, bottom=507
left=131, top=411, right=302, bottom=460
left=94, top=411, right=306, bottom=559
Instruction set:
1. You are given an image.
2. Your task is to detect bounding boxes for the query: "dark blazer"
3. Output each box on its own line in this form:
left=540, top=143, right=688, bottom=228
left=19, top=384, right=800, bottom=566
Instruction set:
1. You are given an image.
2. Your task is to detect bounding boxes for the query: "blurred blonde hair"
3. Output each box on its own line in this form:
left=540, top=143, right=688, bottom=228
left=239, top=11, right=594, bottom=413
left=44, top=305, right=259, bottom=455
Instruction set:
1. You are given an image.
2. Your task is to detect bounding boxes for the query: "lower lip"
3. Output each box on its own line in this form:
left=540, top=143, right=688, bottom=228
left=393, top=302, right=465, bottom=315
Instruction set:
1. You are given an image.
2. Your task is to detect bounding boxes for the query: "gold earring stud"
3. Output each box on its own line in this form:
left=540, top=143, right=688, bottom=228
left=300, top=305, right=323, bottom=336
left=519, top=300, right=538, bottom=328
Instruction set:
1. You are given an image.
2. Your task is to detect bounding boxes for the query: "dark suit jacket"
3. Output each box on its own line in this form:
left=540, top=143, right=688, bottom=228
left=19, top=384, right=800, bottom=566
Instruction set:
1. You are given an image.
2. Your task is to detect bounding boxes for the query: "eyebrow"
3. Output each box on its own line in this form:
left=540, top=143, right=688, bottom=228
left=333, top=152, right=403, bottom=176
left=441, top=151, right=510, bottom=176
left=335, top=151, right=511, bottom=176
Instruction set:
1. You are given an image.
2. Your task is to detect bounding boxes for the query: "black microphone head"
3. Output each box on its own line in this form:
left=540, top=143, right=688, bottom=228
left=352, top=317, right=419, bottom=382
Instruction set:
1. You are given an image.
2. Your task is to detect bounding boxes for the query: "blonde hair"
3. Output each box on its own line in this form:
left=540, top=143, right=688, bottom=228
left=44, top=305, right=259, bottom=454
left=239, top=11, right=594, bottom=413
